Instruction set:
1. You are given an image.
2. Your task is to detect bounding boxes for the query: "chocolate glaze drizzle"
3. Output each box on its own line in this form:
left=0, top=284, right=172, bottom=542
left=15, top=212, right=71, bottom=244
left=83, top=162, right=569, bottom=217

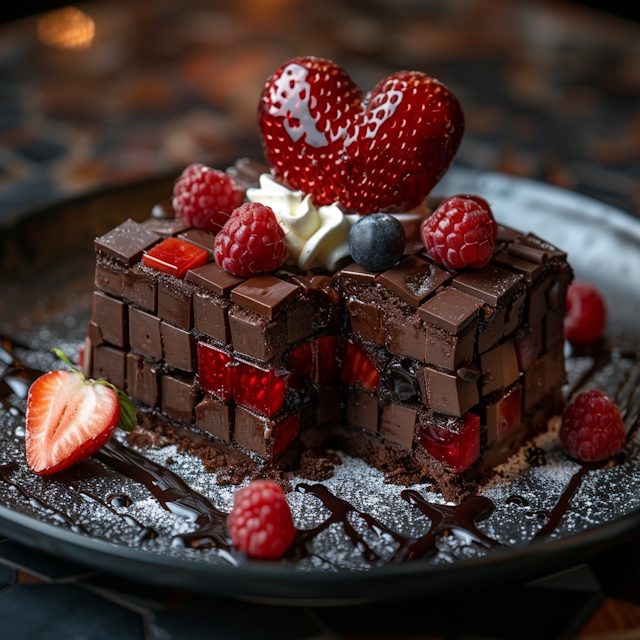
left=0, top=334, right=638, bottom=566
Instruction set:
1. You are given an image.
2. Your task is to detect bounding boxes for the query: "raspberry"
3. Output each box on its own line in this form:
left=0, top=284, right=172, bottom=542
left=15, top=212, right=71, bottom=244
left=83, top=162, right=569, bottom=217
left=564, top=281, right=606, bottom=344
left=214, top=202, right=288, bottom=277
left=420, top=195, right=497, bottom=270
left=227, top=480, right=296, bottom=559
left=560, top=389, right=625, bottom=462
left=172, top=163, right=245, bottom=233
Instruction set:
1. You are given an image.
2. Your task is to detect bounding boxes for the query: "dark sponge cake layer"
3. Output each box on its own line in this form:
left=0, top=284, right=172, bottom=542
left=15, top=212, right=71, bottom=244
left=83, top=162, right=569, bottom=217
left=86, top=210, right=572, bottom=500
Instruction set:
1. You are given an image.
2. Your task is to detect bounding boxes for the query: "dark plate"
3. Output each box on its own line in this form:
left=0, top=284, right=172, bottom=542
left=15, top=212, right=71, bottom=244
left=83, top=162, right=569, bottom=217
left=1, top=165, right=640, bottom=604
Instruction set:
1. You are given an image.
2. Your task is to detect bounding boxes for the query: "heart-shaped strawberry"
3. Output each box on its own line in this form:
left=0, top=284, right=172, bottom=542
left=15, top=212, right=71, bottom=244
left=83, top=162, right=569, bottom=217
left=258, top=57, right=464, bottom=215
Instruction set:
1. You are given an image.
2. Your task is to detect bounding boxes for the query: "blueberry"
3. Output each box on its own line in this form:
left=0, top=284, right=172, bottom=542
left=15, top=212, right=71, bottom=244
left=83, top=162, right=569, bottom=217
left=348, top=213, right=406, bottom=272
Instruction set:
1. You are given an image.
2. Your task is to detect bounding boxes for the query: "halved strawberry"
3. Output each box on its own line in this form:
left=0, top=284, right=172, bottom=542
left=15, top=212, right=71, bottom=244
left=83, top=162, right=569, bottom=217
left=25, top=350, right=136, bottom=475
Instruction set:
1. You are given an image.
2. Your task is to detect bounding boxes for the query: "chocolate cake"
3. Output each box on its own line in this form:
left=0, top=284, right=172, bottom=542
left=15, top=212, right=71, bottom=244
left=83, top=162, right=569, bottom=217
left=83, top=159, right=572, bottom=500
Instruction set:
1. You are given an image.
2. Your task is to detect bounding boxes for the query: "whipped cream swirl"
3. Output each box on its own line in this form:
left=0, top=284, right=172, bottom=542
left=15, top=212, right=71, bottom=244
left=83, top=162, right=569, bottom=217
left=247, top=174, right=433, bottom=271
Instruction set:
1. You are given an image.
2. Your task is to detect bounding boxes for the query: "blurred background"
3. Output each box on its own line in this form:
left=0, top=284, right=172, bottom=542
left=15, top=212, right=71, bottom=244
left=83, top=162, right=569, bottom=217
left=0, top=0, right=638, bottom=222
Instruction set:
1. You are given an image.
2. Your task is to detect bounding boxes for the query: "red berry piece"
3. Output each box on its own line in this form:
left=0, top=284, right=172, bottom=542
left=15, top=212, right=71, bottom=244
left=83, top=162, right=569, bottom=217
left=173, top=163, right=245, bottom=234
left=560, top=389, right=625, bottom=462
left=232, top=361, right=286, bottom=417
left=288, top=343, right=312, bottom=391
left=227, top=480, right=296, bottom=559
left=26, top=370, right=121, bottom=475
left=340, top=340, right=380, bottom=392
left=197, top=342, right=233, bottom=403
left=418, top=413, right=480, bottom=473
left=143, top=237, right=208, bottom=279
left=214, top=202, right=288, bottom=277
left=259, top=57, right=463, bottom=214
left=564, top=281, right=606, bottom=345
left=271, top=414, right=300, bottom=459
left=421, top=195, right=497, bottom=270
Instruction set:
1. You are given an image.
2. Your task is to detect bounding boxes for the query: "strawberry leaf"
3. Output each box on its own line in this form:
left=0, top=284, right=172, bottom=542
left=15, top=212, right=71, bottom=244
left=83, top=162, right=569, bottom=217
left=116, top=389, right=137, bottom=433
left=52, top=348, right=81, bottom=375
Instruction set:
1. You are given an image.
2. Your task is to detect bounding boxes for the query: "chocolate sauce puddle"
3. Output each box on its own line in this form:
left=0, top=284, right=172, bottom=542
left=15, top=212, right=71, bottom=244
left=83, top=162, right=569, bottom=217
left=296, top=483, right=502, bottom=564
left=94, top=440, right=235, bottom=561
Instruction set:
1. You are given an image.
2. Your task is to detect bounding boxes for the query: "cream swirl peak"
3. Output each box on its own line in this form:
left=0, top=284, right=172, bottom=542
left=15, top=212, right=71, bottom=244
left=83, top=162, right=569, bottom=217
left=246, top=174, right=358, bottom=272
left=247, top=174, right=434, bottom=271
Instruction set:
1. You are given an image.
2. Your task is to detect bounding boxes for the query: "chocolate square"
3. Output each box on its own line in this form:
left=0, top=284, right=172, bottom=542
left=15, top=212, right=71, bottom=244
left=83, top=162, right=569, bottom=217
left=423, top=367, right=479, bottom=417
left=386, top=313, right=426, bottom=362
left=452, top=264, right=523, bottom=307
left=378, top=256, right=451, bottom=307
left=92, top=345, right=126, bottom=391
left=161, top=374, right=198, bottom=424
left=486, top=383, right=522, bottom=445
left=523, top=355, right=546, bottom=411
left=425, top=322, right=475, bottom=370
left=528, top=275, right=551, bottom=326
left=418, top=288, right=482, bottom=334
left=186, top=263, right=245, bottom=297
left=195, top=395, right=233, bottom=442
left=512, top=233, right=567, bottom=262
left=158, top=279, right=193, bottom=329
left=230, top=275, right=299, bottom=320
left=150, top=202, right=176, bottom=220
left=126, top=353, right=159, bottom=407
left=234, top=406, right=269, bottom=457
left=93, top=292, right=128, bottom=348
left=515, top=323, right=544, bottom=372
left=380, top=403, right=417, bottom=449
left=504, top=292, right=526, bottom=337
left=547, top=269, right=571, bottom=310
left=129, top=307, right=163, bottom=360
left=193, top=291, right=230, bottom=344
left=496, top=225, right=523, bottom=244
left=545, top=308, right=565, bottom=349
left=88, top=321, right=104, bottom=348
left=491, top=251, right=545, bottom=283
left=287, top=299, right=316, bottom=343
left=478, top=306, right=506, bottom=354
left=122, top=264, right=157, bottom=313
left=95, top=263, right=124, bottom=298
left=95, top=219, right=160, bottom=266
left=178, top=229, right=217, bottom=259
left=347, top=298, right=385, bottom=344
left=545, top=342, right=566, bottom=389
left=346, top=388, right=379, bottom=432
left=228, top=309, right=288, bottom=362
left=339, top=262, right=379, bottom=284
left=141, top=216, right=191, bottom=237
left=161, top=321, right=196, bottom=372
left=480, top=341, right=519, bottom=396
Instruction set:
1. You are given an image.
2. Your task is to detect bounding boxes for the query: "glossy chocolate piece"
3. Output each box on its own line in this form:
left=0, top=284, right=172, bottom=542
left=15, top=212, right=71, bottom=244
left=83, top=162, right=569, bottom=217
left=234, top=406, right=274, bottom=458
left=457, top=363, right=481, bottom=382
left=93, top=292, right=128, bottom=348
left=425, top=322, right=476, bottom=371
left=126, top=353, right=159, bottom=407
left=158, top=278, right=192, bottom=329
left=504, top=292, right=526, bottom=337
left=129, top=307, right=163, bottom=360
left=378, top=255, right=451, bottom=307
left=496, top=225, right=523, bottom=244
left=193, top=291, right=230, bottom=344
left=161, top=374, right=198, bottom=424
left=418, top=288, right=482, bottom=334
left=347, top=298, right=385, bottom=344
left=492, top=250, right=545, bottom=283
left=95, top=219, right=160, bottom=266
left=384, top=363, right=418, bottom=401
left=87, top=321, right=104, bottom=348
left=141, top=216, right=191, bottom=237
left=287, top=299, right=316, bottom=343
left=339, top=262, right=378, bottom=284
left=523, top=355, right=546, bottom=411
left=515, top=322, right=544, bottom=372
left=92, top=345, right=126, bottom=391
left=527, top=275, right=551, bottom=326
left=195, top=395, right=233, bottom=442
left=122, top=264, right=157, bottom=313
left=486, top=383, right=522, bottom=444
left=346, top=388, right=379, bottom=432
left=386, top=313, right=426, bottom=362
left=546, top=308, right=565, bottom=349
left=161, top=321, right=196, bottom=371
left=230, top=275, right=299, bottom=320
left=511, top=233, right=567, bottom=262
left=95, top=263, right=124, bottom=298
left=479, top=341, right=519, bottom=396
left=423, top=366, right=479, bottom=417
left=545, top=341, right=565, bottom=389
left=228, top=308, right=288, bottom=362
left=452, top=264, right=522, bottom=307
left=178, top=229, right=217, bottom=259
left=478, top=307, right=506, bottom=354
left=151, top=202, right=176, bottom=220
left=226, top=158, right=269, bottom=190
left=380, top=403, right=417, bottom=449
left=186, top=263, right=245, bottom=297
